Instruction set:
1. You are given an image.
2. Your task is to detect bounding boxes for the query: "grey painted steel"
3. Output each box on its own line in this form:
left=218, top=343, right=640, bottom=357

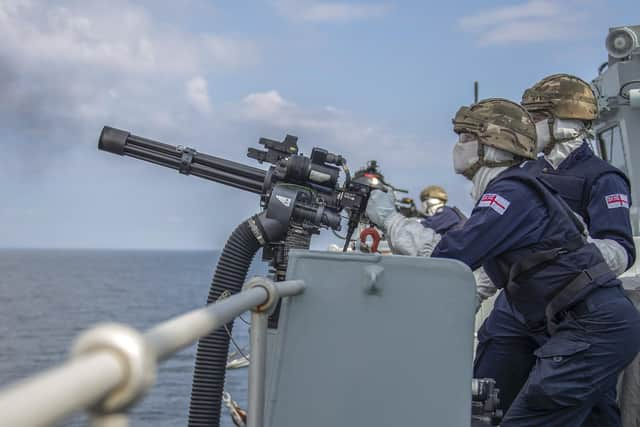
left=146, top=279, right=303, bottom=361
left=0, top=352, right=125, bottom=427
left=272, top=279, right=305, bottom=299
left=243, top=277, right=305, bottom=427
left=248, top=311, right=269, bottom=427
left=145, top=286, right=268, bottom=361
left=592, top=35, right=640, bottom=427
left=72, top=323, right=156, bottom=414
left=592, top=47, right=640, bottom=237
left=264, top=250, right=476, bottom=427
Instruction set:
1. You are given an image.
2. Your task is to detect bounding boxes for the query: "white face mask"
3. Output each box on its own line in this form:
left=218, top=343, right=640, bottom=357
left=555, top=118, right=583, bottom=140
left=452, top=138, right=479, bottom=175
left=535, top=117, right=584, bottom=153
left=422, top=198, right=444, bottom=216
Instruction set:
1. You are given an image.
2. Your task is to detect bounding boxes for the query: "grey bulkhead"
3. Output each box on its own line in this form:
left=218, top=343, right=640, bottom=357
left=591, top=25, right=640, bottom=425
left=592, top=25, right=640, bottom=275
left=263, top=250, right=476, bottom=427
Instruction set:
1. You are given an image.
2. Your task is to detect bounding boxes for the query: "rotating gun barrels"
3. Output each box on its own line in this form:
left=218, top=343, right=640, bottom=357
left=98, top=126, right=266, bottom=194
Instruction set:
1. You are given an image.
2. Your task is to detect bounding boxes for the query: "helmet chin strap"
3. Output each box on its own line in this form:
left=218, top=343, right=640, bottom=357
left=462, top=141, right=521, bottom=180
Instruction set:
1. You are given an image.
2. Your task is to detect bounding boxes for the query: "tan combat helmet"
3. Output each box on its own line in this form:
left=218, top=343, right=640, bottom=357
left=452, top=98, right=537, bottom=160
left=521, top=74, right=598, bottom=121
left=420, top=185, right=448, bottom=203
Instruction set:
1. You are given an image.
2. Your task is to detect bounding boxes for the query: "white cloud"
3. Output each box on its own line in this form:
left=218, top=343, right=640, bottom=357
left=458, top=0, right=594, bottom=45
left=238, top=90, right=460, bottom=223
left=0, top=1, right=439, bottom=249
left=239, top=90, right=430, bottom=170
left=272, top=0, right=390, bottom=22
left=240, top=90, right=374, bottom=142
left=0, top=0, right=269, bottom=249
left=186, top=77, right=213, bottom=115
left=242, top=90, right=289, bottom=119
left=0, top=0, right=259, bottom=144
left=0, top=1, right=257, bottom=75
left=459, top=0, right=558, bottom=29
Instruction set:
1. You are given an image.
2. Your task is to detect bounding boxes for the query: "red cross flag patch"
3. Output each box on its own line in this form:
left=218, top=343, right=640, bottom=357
left=479, top=193, right=510, bottom=215
left=606, top=194, right=629, bottom=209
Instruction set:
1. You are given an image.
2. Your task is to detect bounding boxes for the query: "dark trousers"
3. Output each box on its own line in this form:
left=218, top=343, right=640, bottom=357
left=474, top=287, right=640, bottom=426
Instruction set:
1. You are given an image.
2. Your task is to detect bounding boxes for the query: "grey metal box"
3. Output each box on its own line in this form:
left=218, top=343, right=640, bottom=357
left=264, top=250, right=476, bottom=427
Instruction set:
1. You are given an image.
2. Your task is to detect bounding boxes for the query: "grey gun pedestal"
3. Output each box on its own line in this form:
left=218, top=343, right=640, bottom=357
left=264, top=250, right=476, bottom=427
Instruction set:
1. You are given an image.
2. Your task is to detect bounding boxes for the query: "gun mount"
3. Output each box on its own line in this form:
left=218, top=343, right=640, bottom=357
left=99, top=126, right=372, bottom=265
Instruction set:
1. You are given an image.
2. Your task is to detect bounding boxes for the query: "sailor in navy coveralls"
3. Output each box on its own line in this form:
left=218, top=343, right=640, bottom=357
left=366, top=98, right=640, bottom=426
left=473, top=75, right=637, bottom=425
left=419, top=185, right=466, bottom=235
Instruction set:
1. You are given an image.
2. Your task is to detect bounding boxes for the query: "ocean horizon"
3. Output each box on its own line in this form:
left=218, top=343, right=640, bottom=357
left=0, top=248, right=259, bottom=426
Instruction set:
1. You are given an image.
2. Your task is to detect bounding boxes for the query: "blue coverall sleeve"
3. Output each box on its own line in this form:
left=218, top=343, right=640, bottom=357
left=586, top=173, right=636, bottom=267
left=432, top=180, right=547, bottom=270
left=421, top=206, right=463, bottom=234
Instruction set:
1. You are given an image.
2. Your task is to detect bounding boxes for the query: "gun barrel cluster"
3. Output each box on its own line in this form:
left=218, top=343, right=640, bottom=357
left=98, top=126, right=266, bottom=194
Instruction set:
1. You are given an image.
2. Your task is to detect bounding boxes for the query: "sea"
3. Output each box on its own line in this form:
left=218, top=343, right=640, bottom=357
left=0, top=249, right=261, bottom=427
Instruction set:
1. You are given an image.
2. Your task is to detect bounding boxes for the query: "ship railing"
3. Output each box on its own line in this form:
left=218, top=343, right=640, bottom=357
left=0, top=276, right=305, bottom=427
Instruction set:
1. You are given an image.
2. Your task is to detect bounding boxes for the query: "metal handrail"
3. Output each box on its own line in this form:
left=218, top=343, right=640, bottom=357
left=0, top=277, right=305, bottom=427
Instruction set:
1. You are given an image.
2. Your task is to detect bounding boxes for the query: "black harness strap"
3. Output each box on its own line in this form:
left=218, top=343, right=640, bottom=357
left=503, top=176, right=588, bottom=295
left=545, top=261, right=611, bottom=334
left=504, top=235, right=585, bottom=296
left=494, top=172, right=614, bottom=335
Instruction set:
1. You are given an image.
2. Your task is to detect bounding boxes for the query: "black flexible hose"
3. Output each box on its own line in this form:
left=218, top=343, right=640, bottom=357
left=188, top=219, right=262, bottom=427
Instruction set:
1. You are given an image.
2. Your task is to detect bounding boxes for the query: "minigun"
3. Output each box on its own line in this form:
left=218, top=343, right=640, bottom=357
left=98, top=127, right=372, bottom=271
left=99, top=126, right=375, bottom=426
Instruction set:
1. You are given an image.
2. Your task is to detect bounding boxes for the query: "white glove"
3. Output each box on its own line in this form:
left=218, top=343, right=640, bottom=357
left=573, top=212, right=629, bottom=276
left=385, top=212, right=442, bottom=257
left=473, top=267, right=497, bottom=313
left=589, top=237, right=629, bottom=276
left=365, top=189, right=397, bottom=229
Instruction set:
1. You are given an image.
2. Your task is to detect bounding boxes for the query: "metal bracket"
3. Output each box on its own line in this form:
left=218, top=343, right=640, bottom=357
left=363, top=265, right=385, bottom=295
left=71, top=323, right=156, bottom=414
left=243, top=276, right=279, bottom=313
left=177, top=146, right=196, bottom=175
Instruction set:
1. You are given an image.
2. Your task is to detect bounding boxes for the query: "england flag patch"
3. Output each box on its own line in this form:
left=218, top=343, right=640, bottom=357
left=606, top=194, right=629, bottom=209
left=479, top=193, right=510, bottom=215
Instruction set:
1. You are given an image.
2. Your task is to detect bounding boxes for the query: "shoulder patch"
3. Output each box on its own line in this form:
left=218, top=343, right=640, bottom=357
left=605, top=193, right=629, bottom=209
left=479, top=193, right=510, bottom=215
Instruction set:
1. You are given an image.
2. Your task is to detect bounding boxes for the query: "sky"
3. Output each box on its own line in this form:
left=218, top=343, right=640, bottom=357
left=0, top=0, right=638, bottom=249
